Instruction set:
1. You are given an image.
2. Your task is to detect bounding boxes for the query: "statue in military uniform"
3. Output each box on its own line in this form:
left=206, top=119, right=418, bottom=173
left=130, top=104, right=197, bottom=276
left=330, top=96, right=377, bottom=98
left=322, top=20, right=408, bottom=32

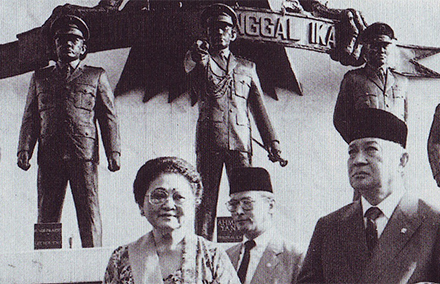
left=185, top=4, right=284, bottom=240
left=333, top=22, right=408, bottom=200
left=334, top=22, right=408, bottom=134
left=17, top=15, right=121, bottom=248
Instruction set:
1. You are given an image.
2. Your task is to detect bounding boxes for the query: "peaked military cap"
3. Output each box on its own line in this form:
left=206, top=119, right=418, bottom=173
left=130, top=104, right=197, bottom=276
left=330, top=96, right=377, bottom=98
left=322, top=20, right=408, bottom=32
left=50, top=14, right=90, bottom=41
left=360, top=22, right=396, bottom=44
left=339, top=108, right=408, bottom=148
left=201, top=3, right=238, bottom=27
left=229, top=167, right=273, bottom=194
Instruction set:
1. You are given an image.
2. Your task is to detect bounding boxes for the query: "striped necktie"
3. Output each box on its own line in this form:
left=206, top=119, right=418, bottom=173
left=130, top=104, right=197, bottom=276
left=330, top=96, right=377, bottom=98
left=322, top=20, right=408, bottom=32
left=365, top=206, right=382, bottom=254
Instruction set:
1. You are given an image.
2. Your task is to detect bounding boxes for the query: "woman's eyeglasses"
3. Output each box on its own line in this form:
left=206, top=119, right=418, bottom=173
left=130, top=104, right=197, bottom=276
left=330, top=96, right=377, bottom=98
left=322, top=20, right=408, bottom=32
left=148, top=188, right=187, bottom=205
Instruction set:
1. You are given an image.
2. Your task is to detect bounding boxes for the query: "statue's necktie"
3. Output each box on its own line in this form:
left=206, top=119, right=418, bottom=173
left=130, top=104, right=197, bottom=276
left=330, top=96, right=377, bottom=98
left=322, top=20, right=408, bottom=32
left=61, top=65, right=71, bottom=80
left=365, top=206, right=382, bottom=254
left=238, top=239, right=256, bottom=283
left=377, top=68, right=386, bottom=84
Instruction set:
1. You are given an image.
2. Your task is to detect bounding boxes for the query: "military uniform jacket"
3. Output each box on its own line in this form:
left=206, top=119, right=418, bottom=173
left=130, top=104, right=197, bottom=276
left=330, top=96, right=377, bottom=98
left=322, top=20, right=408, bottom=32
left=298, top=193, right=440, bottom=283
left=193, top=53, right=277, bottom=153
left=333, top=65, right=408, bottom=137
left=18, top=62, right=120, bottom=164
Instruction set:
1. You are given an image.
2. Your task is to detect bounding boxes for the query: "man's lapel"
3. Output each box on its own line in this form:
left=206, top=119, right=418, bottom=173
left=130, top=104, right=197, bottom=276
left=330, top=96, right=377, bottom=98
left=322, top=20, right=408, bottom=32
left=341, top=200, right=370, bottom=283
left=227, top=243, right=242, bottom=270
left=67, top=61, right=84, bottom=83
left=365, top=66, right=385, bottom=92
left=359, top=194, right=422, bottom=283
left=128, top=231, right=163, bottom=284
left=228, top=53, right=238, bottom=75
left=46, top=65, right=61, bottom=86
left=384, top=68, right=395, bottom=93
left=211, top=53, right=228, bottom=73
left=250, top=238, right=282, bottom=284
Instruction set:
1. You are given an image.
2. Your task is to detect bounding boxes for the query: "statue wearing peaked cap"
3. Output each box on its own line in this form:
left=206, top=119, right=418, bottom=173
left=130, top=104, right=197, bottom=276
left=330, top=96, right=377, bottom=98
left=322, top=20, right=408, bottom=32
left=184, top=3, right=285, bottom=241
left=334, top=22, right=409, bottom=153
left=17, top=14, right=121, bottom=248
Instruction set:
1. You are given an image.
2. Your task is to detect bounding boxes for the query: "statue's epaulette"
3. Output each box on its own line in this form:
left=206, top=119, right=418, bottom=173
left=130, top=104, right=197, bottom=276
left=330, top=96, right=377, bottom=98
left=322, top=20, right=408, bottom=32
left=83, top=65, right=104, bottom=71
left=344, top=67, right=364, bottom=76
left=82, top=65, right=105, bottom=76
left=34, top=65, right=55, bottom=78
left=234, top=55, right=255, bottom=68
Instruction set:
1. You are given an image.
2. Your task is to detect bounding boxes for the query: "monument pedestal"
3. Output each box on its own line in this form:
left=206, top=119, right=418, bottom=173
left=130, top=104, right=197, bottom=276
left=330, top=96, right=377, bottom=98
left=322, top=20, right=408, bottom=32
left=0, top=247, right=113, bottom=283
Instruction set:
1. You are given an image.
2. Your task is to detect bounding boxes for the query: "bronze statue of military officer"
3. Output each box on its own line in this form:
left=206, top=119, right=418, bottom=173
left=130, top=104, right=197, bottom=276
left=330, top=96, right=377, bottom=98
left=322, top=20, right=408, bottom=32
left=17, top=15, right=121, bottom=247
left=334, top=22, right=408, bottom=135
left=185, top=4, right=283, bottom=240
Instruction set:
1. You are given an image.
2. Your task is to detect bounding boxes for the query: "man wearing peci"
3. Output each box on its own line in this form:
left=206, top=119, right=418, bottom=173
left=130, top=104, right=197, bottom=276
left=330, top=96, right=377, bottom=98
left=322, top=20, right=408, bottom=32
left=298, top=108, right=440, bottom=283
left=226, top=167, right=302, bottom=284
left=185, top=4, right=284, bottom=240
left=17, top=15, right=121, bottom=247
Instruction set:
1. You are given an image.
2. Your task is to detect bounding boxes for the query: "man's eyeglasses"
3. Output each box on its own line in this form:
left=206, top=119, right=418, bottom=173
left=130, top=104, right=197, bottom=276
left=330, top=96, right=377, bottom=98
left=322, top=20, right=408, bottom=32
left=225, top=198, right=256, bottom=212
left=147, top=188, right=187, bottom=205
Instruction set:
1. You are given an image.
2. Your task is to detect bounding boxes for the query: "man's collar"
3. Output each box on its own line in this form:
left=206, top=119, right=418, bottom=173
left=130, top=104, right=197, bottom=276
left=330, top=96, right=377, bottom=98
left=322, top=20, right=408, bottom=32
left=243, top=227, right=272, bottom=248
left=57, top=59, right=81, bottom=71
left=365, top=63, right=388, bottom=73
left=212, top=48, right=230, bottom=59
left=361, top=189, right=405, bottom=219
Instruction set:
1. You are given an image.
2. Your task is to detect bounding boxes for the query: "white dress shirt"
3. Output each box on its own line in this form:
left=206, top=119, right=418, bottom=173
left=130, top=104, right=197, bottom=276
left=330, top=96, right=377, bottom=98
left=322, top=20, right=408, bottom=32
left=237, top=229, right=273, bottom=284
left=361, top=189, right=404, bottom=237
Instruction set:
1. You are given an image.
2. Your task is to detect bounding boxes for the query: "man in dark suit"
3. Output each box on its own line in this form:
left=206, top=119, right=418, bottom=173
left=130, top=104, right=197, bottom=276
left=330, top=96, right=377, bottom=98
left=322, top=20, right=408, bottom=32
left=226, top=167, right=302, bottom=284
left=17, top=15, right=121, bottom=247
left=185, top=4, right=283, bottom=240
left=298, top=108, right=440, bottom=283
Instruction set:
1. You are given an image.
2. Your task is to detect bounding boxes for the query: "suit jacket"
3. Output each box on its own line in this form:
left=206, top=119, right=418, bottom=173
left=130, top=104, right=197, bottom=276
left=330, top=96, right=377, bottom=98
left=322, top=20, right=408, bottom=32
left=103, top=231, right=240, bottom=284
left=298, top=193, right=440, bottom=284
left=333, top=65, right=408, bottom=139
left=18, top=62, right=120, bottom=164
left=428, top=103, right=440, bottom=180
left=227, top=232, right=303, bottom=284
left=190, top=52, right=278, bottom=153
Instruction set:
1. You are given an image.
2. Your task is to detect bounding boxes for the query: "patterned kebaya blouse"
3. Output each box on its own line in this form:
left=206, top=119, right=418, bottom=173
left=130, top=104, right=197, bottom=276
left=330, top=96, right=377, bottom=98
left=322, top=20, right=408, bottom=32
left=103, top=233, right=240, bottom=284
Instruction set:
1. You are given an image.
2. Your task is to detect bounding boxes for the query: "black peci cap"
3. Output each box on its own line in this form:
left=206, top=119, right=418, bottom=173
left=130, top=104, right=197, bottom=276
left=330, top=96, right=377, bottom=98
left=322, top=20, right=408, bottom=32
left=229, top=167, right=273, bottom=195
left=50, top=14, right=90, bottom=41
left=360, top=22, right=396, bottom=44
left=338, top=108, right=408, bottom=148
left=201, top=3, right=238, bottom=28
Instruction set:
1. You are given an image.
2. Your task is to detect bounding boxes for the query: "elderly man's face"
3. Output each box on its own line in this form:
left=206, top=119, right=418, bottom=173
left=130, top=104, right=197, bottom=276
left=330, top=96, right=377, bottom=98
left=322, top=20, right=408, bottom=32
left=348, top=137, right=406, bottom=200
left=207, top=21, right=236, bottom=50
left=365, top=41, right=391, bottom=68
left=229, top=191, right=274, bottom=239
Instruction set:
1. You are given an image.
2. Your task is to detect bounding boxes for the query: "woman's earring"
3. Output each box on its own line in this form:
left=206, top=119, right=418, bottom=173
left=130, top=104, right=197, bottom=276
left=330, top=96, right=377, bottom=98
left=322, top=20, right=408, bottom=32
left=140, top=209, right=145, bottom=216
